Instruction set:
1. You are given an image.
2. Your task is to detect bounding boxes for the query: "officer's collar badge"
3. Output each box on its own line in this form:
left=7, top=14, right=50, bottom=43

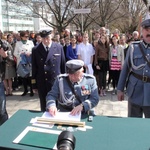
left=143, top=41, right=150, bottom=49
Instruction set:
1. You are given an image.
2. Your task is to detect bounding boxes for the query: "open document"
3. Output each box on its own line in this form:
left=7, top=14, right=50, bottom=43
left=31, top=111, right=85, bottom=127
left=42, top=111, right=81, bottom=122
left=35, top=111, right=85, bottom=127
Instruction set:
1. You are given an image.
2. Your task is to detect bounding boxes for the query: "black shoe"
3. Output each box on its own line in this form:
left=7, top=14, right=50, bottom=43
left=30, top=92, right=34, bottom=97
left=21, top=91, right=28, bottom=96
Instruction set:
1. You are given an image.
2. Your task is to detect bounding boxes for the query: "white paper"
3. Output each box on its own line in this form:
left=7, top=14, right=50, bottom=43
left=30, top=117, right=54, bottom=128
left=42, top=111, right=81, bottom=122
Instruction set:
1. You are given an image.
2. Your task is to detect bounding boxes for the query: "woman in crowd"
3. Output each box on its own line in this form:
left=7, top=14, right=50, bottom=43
left=95, top=34, right=109, bottom=96
left=109, top=35, right=124, bottom=94
left=77, top=32, right=95, bottom=74
left=3, top=34, right=16, bottom=96
left=33, top=33, right=42, bottom=46
left=14, top=31, right=34, bottom=96
left=66, top=36, right=78, bottom=60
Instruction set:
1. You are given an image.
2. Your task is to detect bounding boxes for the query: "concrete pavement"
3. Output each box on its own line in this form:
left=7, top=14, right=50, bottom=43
left=6, top=87, right=128, bottom=118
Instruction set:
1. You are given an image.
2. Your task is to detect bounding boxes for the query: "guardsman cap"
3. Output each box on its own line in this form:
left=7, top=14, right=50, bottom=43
left=39, top=29, right=52, bottom=38
left=66, top=59, right=84, bottom=74
left=141, top=19, right=150, bottom=28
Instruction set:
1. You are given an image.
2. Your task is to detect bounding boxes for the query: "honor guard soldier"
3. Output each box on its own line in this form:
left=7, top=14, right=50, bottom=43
left=32, top=29, right=66, bottom=112
left=117, top=12, right=150, bottom=118
left=46, top=59, right=99, bottom=116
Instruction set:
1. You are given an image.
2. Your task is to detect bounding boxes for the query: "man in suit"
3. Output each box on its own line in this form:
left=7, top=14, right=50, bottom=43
left=117, top=15, right=150, bottom=118
left=32, top=29, right=66, bottom=111
left=46, top=59, right=99, bottom=116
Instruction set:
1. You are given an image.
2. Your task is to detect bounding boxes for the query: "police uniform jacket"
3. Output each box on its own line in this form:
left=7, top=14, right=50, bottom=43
left=46, top=73, right=99, bottom=113
left=32, top=42, right=66, bottom=93
left=117, top=41, right=150, bottom=106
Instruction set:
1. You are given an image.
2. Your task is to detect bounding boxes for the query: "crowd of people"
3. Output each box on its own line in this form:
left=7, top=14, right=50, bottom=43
left=1, top=21, right=150, bottom=125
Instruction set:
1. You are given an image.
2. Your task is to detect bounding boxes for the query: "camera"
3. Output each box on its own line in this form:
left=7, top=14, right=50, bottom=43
left=0, top=40, right=9, bottom=51
left=57, top=131, right=76, bottom=150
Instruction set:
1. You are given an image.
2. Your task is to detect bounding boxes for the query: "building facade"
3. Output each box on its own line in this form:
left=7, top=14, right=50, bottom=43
left=1, top=0, right=51, bottom=32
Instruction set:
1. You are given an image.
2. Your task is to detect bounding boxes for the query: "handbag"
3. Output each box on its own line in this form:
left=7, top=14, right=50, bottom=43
left=17, top=63, right=31, bottom=78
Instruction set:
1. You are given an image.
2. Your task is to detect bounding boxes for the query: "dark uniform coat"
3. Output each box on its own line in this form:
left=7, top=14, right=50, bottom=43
left=32, top=42, right=66, bottom=111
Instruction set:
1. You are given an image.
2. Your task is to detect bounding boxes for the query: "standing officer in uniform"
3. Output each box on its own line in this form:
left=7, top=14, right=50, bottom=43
left=117, top=14, right=150, bottom=118
left=0, top=47, right=8, bottom=125
left=32, top=29, right=66, bottom=111
left=46, top=59, right=99, bottom=116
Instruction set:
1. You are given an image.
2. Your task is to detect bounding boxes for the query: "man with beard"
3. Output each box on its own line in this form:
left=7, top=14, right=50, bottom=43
left=117, top=14, right=150, bottom=118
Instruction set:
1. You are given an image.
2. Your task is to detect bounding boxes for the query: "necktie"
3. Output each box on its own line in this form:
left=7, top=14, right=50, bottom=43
left=46, top=47, right=49, bottom=55
left=73, top=82, right=78, bottom=86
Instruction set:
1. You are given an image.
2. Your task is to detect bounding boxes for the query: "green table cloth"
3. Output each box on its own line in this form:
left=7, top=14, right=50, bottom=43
left=0, top=109, right=150, bottom=150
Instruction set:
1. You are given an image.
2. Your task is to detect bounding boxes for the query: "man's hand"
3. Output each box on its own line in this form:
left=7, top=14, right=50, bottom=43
left=33, top=89, right=38, bottom=94
left=96, top=65, right=100, bottom=70
left=0, top=48, right=7, bottom=58
left=70, top=104, right=83, bottom=116
left=26, top=52, right=31, bottom=56
left=117, top=90, right=124, bottom=101
left=48, top=106, right=57, bottom=116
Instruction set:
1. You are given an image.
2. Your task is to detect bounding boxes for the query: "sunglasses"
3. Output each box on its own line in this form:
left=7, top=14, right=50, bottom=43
left=24, top=36, right=29, bottom=38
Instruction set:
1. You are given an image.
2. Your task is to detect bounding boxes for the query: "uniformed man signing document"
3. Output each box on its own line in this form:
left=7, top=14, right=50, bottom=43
left=46, top=59, right=99, bottom=116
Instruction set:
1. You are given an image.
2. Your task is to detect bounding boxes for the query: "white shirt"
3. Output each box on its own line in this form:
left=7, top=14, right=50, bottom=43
left=77, top=42, right=95, bottom=66
left=42, top=42, right=52, bottom=51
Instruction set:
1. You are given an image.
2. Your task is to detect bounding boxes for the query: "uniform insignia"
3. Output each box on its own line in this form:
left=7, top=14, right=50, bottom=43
left=42, top=30, right=47, bottom=34
left=31, top=79, right=36, bottom=84
left=81, top=85, right=91, bottom=95
left=81, top=86, right=85, bottom=90
left=54, top=54, right=60, bottom=56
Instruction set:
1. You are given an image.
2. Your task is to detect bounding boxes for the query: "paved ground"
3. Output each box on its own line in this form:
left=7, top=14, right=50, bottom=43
left=6, top=86, right=128, bottom=118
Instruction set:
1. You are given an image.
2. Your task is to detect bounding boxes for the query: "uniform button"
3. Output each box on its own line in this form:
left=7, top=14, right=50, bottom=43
left=45, top=78, right=47, bottom=81
left=45, top=72, right=47, bottom=74
left=53, top=64, right=55, bottom=66
left=146, top=70, right=148, bottom=72
left=41, top=58, right=43, bottom=60
left=53, top=71, right=55, bottom=73
left=44, top=65, right=46, bottom=66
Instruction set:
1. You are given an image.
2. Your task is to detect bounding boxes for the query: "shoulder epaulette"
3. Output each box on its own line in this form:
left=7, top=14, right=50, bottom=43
left=57, top=73, right=68, bottom=79
left=84, top=73, right=95, bottom=79
left=131, top=40, right=141, bottom=44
